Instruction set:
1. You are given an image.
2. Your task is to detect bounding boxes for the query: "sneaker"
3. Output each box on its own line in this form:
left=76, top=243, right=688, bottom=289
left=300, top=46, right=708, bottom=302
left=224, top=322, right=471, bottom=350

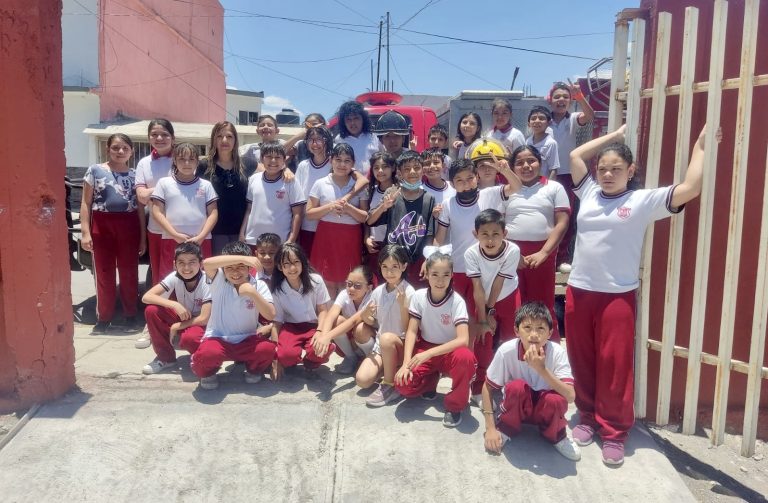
left=134, top=336, right=151, bottom=349
left=442, top=411, right=462, bottom=428
left=469, top=393, right=482, bottom=407
left=554, top=437, right=582, bottom=461
left=91, top=321, right=110, bottom=335
left=602, top=440, right=625, bottom=466
left=421, top=390, right=438, bottom=401
left=335, top=354, right=359, bottom=375
left=365, top=383, right=401, bottom=407
left=572, top=424, right=596, bottom=446
left=558, top=263, right=572, bottom=274
left=244, top=371, right=263, bottom=384
left=199, top=375, right=219, bottom=390
left=121, top=316, right=143, bottom=333
left=142, top=358, right=176, bottom=375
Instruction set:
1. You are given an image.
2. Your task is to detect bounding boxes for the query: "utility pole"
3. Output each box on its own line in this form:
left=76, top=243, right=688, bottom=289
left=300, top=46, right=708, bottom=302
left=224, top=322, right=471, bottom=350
left=386, top=12, right=390, bottom=91
left=376, top=20, right=382, bottom=91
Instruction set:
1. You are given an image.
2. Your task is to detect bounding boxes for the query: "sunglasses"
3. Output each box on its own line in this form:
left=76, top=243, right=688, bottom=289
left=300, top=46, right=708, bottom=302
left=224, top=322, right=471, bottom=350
left=345, top=281, right=367, bottom=290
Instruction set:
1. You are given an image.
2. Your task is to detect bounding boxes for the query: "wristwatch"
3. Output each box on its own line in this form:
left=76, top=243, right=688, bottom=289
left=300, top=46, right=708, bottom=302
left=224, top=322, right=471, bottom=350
left=486, top=306, right=496, bottom=316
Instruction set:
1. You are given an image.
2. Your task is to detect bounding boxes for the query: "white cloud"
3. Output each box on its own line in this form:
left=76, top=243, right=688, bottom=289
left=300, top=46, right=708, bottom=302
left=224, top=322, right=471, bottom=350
left=262, top=95, right=302, bottom=118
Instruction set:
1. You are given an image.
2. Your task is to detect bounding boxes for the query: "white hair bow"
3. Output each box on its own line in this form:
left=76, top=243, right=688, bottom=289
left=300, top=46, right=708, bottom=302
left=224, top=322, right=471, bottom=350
left=422, top=244, right=453, bottom=260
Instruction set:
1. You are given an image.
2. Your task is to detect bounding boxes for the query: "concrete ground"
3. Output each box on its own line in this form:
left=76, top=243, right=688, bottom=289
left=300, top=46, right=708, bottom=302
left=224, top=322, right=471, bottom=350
left=0, top=268, right=698, bottom=502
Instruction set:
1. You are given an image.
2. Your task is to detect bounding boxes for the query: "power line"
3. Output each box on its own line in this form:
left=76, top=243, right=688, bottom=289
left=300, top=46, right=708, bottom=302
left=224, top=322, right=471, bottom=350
left=234, top=57, right=350, bottom=99
left=397, top=0, right=441, bottom=29
left=389, top=51, right=413, bottom=94
left=330, top=0, right=378, bottom=24
left=388, top=31, right=614, bottom=46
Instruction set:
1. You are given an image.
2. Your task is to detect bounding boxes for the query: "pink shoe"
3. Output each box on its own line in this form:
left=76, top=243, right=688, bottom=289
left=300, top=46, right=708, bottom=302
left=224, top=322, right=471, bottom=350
left=602, top=440, right=625, bottom=466
left=572, top=424, right=596, bottom=446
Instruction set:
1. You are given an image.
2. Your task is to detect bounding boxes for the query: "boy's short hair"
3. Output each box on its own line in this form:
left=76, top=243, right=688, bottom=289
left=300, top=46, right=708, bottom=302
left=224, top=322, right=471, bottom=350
left=174, top=241, right=202, bottom=261
left=257, top=114, right=277, bottom=127
left=420, top=147, right=444, bottom=163
left=474, top=209, right=505, bottom=231
left=448, top=158, right=476, bottom=181
left=221, top=240, right=253, bottom=257
left=255, top=232, right=281, bottom=249
left=260, top=141, right=286, bottom=159
left=515, top=301, right=553, bottom=329
left=428, top=124, right=448, bottom=139
left=396, top=150, right=422, bottom=169
left=528, top=105, right=552, bottom=122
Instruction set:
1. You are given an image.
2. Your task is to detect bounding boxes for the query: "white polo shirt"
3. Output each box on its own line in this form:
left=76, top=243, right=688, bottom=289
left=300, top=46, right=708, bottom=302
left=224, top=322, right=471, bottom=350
left=204, top=272, right=273, bottom=344
left=550, top=112, right=584, bottom=175
left=503, top=177, right=570, bottom=241
left=334, top=132, right=381, bottom=176
left=158, top=271, right=212, bottom=316
left=135, top=154, right=172, bottom=234
left=486, top=338, right=574, bottom=393
left=239, top=139, right=286, bottom=164
left=526, top=133, right=560, bottom=178
left=424, top=179, right=456, bottom=205
left=464, top=240, right=520, bottom=303
left=272, top=273, right=331, bottom=324
left=151, top=176, right=218, bottom=239
left=487, top=126, right=525, bottom=154
left=368, top=186, right=388, bottom=242
left=296, top=157, right=332, bottom=232
left=568, top=176, right=681, bottom=293
left=408, top=288, right=469, bottom=345
left=244, top=172, right=306, bottom=244
left=437, top=185, right=507, bottom=273
left=309, top=174, right=369, bottom=225
left=370, top=280, right=416, bottom=338
left=333, top=289, right=372, bottom=319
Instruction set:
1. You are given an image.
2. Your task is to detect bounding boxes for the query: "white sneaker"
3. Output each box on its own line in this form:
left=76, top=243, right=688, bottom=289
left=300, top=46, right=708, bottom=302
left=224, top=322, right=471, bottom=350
left=244, top=371, right=263, bottom=384
left=142, top=358, right=176, bottom=375
left=558, top=263, right=572, bottom=274
left=554, top=436, right=581, bottom=461
left=134, top=335, right=151, bottom=349
left=200, top=375, right=219, bottom=390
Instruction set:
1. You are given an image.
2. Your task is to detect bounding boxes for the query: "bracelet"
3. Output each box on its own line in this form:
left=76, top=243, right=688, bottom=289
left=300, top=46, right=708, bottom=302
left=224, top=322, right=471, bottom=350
left=481, top=409, right=494, bottom=415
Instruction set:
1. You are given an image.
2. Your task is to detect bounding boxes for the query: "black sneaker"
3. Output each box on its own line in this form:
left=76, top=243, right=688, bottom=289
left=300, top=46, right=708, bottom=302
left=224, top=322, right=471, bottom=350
left=122, top=316, right=142, bottom=333
left=91, top=321, right=110, bottom=335
left=421, top=390, right=438, bottom=401
left=442, top=411, right=462, bottom=428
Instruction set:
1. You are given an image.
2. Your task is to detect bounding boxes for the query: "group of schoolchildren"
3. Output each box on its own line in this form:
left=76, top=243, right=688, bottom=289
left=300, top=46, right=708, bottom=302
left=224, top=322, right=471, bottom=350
left=80, top=81, right=709, bottom=467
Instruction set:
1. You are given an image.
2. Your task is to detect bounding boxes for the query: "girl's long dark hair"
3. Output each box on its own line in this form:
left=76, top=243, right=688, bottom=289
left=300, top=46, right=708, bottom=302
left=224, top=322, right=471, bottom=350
left=271, top=242, right=316, bottom=295
left=367, top=151, right=397, bottom=201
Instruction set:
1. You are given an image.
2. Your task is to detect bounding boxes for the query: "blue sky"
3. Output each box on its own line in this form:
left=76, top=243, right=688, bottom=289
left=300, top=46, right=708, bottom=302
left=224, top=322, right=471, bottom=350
left=221, top=0, right=636, bottom=119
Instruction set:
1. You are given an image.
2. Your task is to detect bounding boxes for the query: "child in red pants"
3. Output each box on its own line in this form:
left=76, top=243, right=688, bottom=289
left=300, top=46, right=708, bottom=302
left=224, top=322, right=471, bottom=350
left=481, top=302, right=580, bottom=461
left=394, top=251, right=477, bottom=428
left=140, top=242, right=210, bottom=374
left=191, top=241, right=276, bottom=390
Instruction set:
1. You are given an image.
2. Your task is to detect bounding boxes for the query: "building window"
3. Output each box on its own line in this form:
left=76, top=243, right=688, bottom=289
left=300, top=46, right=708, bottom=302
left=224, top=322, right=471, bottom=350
left=98, top=141, right=207, bottom=169
left=238, top=111, right=259, bottom=125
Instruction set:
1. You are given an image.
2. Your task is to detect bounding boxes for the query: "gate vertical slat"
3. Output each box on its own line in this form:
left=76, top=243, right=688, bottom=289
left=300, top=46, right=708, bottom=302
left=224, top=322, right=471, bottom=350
left=608, top=19, right=630, bottom=132
left=711, top=0, right=760, bottom=446
left=656, top=6, right=699, bottom=426
left=682, top=0, right=728, bottom=436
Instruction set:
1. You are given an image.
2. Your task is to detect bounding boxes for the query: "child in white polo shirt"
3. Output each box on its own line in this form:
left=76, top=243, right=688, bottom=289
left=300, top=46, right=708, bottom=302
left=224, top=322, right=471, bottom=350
left=240, top=142, right=306, bottom=246
left=191, top=241, right=276, bottom=390
left=394, top=251, right=477, bottom=428
left=481, top=302, right=580, bottom=461
left=525, top=106, right=560, bottom=179
left=464, top=209, right=521, bottom=405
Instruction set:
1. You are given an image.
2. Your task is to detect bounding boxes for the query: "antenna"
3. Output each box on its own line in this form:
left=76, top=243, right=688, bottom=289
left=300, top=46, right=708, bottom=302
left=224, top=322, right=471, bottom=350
left=510, top=67, right=520, bottom=90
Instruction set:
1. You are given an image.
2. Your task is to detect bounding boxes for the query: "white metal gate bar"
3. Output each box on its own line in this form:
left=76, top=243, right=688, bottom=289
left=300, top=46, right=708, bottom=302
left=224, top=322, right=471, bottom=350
left=682, top=0, right=728, bottom=437
left=711, top=0, right=760, bottom=447
left=655, top=6, right=699, bottom=426
left=625, top=18, right=646, bottom=156
left=608, top=17, right=630, bottom=132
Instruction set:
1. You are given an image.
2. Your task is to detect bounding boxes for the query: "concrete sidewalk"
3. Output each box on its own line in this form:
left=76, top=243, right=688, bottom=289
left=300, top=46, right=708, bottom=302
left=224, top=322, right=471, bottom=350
left=0, top=315, right=696, bottom=502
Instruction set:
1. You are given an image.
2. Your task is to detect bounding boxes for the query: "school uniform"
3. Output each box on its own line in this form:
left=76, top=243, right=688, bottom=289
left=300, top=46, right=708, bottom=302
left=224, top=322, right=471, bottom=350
left=487, top=339, right=573, bottom=443
left=566, top=175, right=681, bottom=442
left=332, top=288, right=372, bottom=357
left=308, top=174, right=368, bottom=282
left=190, top=272, right=275, bottom=377
left=239, top=139, right=286, bottom=165
left=151, top=175, right=218, bottom=279
left=273, top=273, right=333, bottom=369
left=464, top=240, right=522, bottom=395
left=145, top=271, right=211, bottom=363
left=243, top=171, right=306, bottom=244
left=526, top=133, right=560, bottom=178
left=334, top=132, right=381, bottom=176
left=135, top=154, right=172, bottom=283
left=84, top=164, right=141, bottom=322
left=503, top=177, right=570, bottom=341
left=488, top=125, right=526, bottom=154
left=295, top=157, right=331, bottom=254
left=437, top=185, right=508, bottom=316
left=365, top=186, right=388, bottom=275
left=369, top=280, right=416, bottom=354
left=394, top=289, right=477, bottom=413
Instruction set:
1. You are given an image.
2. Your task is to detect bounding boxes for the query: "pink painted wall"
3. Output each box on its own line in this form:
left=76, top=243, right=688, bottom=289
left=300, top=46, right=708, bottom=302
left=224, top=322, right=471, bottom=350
left=97, top=0, right=225, bottom=123
left=0, top=0, right=76, bottom=412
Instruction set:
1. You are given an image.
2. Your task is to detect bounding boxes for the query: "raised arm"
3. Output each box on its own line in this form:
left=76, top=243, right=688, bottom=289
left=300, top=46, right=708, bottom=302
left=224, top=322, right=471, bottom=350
left=670, top=127, right=710, bottom=209
left=569, top=124, right=626, bottom=186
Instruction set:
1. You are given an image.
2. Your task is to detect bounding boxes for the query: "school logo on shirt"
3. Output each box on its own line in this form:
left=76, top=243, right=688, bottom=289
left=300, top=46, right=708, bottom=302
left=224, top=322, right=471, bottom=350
left=196, top=187, right=206, bottom=198
left=617, top=206, right=632, bottom=220
left=194, top=299, right=203, bottom=310
left=441, top=313, right=451, bottom=325
left=388, top=211, right=426, bottom=246
left=245, top=299, right=255, bottom=310
left=275, top=189, right=286, bottom=200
